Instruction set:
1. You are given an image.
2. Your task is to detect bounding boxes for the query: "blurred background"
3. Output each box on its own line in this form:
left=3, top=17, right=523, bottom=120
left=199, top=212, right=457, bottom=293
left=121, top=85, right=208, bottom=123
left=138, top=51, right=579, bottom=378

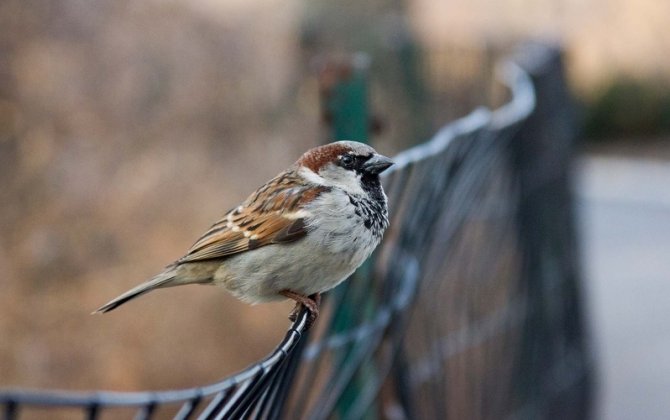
left=0, top=0, right=668, bottom=419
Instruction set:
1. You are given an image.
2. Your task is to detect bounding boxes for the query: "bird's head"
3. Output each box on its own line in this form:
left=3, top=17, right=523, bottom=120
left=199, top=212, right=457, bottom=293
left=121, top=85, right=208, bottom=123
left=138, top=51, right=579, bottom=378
left=296, top=141, right=394, bottom=194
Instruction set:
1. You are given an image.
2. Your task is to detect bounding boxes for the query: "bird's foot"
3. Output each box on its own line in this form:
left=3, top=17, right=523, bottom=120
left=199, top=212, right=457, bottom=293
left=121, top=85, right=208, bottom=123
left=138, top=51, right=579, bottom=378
left=280, top=291, right=321, bottom=328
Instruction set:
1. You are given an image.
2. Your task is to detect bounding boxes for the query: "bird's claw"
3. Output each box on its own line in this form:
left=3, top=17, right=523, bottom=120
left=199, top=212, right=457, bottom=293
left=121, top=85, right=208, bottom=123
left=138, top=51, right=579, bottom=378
left=283, top=291, right=321, bottom=329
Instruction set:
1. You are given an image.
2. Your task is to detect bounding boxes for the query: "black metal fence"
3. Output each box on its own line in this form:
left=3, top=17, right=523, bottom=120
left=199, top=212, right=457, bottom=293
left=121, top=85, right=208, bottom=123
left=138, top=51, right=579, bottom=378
left=0, top=44, right=592, bottom=420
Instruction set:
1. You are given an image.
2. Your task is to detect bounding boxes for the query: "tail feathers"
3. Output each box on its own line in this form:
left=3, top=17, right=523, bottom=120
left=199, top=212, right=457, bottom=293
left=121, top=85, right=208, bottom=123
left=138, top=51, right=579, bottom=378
left=93, top=268, right=177, bottom=314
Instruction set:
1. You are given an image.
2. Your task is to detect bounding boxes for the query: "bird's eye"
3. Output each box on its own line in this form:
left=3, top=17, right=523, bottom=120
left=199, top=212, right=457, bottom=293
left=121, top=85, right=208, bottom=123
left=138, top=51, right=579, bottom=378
left=340, top=155, right=354, bottom=168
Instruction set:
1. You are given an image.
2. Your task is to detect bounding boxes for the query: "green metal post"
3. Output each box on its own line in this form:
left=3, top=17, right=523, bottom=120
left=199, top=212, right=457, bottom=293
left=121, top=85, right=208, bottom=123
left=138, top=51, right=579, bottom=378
left=318, top=53, right=377, bottom=419
left=319, top=53, right=371, bottom=144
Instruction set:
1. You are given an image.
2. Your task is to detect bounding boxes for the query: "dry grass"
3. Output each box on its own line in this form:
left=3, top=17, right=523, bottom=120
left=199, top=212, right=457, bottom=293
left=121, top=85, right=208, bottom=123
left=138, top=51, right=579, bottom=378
left=0, top=0, right=315, bottom=391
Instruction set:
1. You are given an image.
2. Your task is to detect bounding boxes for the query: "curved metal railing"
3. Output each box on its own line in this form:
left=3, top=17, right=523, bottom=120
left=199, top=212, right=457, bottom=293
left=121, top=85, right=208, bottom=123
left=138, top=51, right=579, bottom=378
left=0, top=44, right=592, bottom=420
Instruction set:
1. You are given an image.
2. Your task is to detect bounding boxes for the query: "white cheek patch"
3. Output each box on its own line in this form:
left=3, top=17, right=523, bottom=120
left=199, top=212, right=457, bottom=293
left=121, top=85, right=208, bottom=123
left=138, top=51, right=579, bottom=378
left=316, top=163, right=366, bottom=196
left=298, top=166, right=327, bottom=185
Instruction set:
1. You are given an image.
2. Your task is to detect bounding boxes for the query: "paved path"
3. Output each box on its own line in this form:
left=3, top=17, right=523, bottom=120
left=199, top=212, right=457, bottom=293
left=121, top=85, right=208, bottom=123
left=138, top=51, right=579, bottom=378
left=577, top=156, right=670, bottom=420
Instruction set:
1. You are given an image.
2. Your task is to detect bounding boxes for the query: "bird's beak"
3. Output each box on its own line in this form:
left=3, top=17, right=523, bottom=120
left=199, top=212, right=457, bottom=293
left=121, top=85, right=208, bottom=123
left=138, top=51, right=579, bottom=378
left=363, top=154, right=394, bottom=175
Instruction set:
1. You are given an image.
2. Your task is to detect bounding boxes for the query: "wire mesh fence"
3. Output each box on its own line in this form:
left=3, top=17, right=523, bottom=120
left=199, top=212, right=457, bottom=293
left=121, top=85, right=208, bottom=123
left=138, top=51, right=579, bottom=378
left=0, top=43, right=592, bottom=419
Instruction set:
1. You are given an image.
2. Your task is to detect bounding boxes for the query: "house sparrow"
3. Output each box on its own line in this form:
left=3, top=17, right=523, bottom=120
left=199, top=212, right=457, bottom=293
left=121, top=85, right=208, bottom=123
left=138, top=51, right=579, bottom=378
left=94, top=141, right=393, bottom=327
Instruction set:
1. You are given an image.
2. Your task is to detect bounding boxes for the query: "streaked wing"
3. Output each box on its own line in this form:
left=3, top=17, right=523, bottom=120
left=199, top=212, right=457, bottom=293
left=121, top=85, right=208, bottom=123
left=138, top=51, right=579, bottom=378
left=178, top=171, right=329, bottom=264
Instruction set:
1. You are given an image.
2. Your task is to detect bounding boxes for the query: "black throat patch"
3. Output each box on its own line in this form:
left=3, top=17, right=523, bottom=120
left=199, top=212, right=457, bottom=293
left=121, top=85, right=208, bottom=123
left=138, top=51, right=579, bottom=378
left=348, top=175, right=388, bottom=237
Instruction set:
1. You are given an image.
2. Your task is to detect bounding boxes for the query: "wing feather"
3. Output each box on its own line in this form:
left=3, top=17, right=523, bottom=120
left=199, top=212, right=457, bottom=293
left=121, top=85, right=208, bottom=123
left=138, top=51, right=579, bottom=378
left=177, top=172, right=329, bottom=264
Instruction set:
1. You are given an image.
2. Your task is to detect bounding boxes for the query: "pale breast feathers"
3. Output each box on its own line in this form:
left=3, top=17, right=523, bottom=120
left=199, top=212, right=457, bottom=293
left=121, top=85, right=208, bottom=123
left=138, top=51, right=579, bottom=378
left=178, top=172, right=330, bottom=263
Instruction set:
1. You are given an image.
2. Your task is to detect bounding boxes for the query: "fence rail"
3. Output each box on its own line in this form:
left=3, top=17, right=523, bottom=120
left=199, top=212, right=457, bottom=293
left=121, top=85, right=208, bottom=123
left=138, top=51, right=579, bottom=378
left=0, top=43, right=592, bottom=420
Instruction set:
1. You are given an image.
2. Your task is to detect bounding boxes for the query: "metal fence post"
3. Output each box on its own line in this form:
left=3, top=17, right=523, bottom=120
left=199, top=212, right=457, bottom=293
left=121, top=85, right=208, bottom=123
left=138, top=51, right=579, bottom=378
left=317, top=53, right=371, bottom=144
left=316, top=53, right=376, bottom=419
left=509, top=43, right=593, bottom=419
